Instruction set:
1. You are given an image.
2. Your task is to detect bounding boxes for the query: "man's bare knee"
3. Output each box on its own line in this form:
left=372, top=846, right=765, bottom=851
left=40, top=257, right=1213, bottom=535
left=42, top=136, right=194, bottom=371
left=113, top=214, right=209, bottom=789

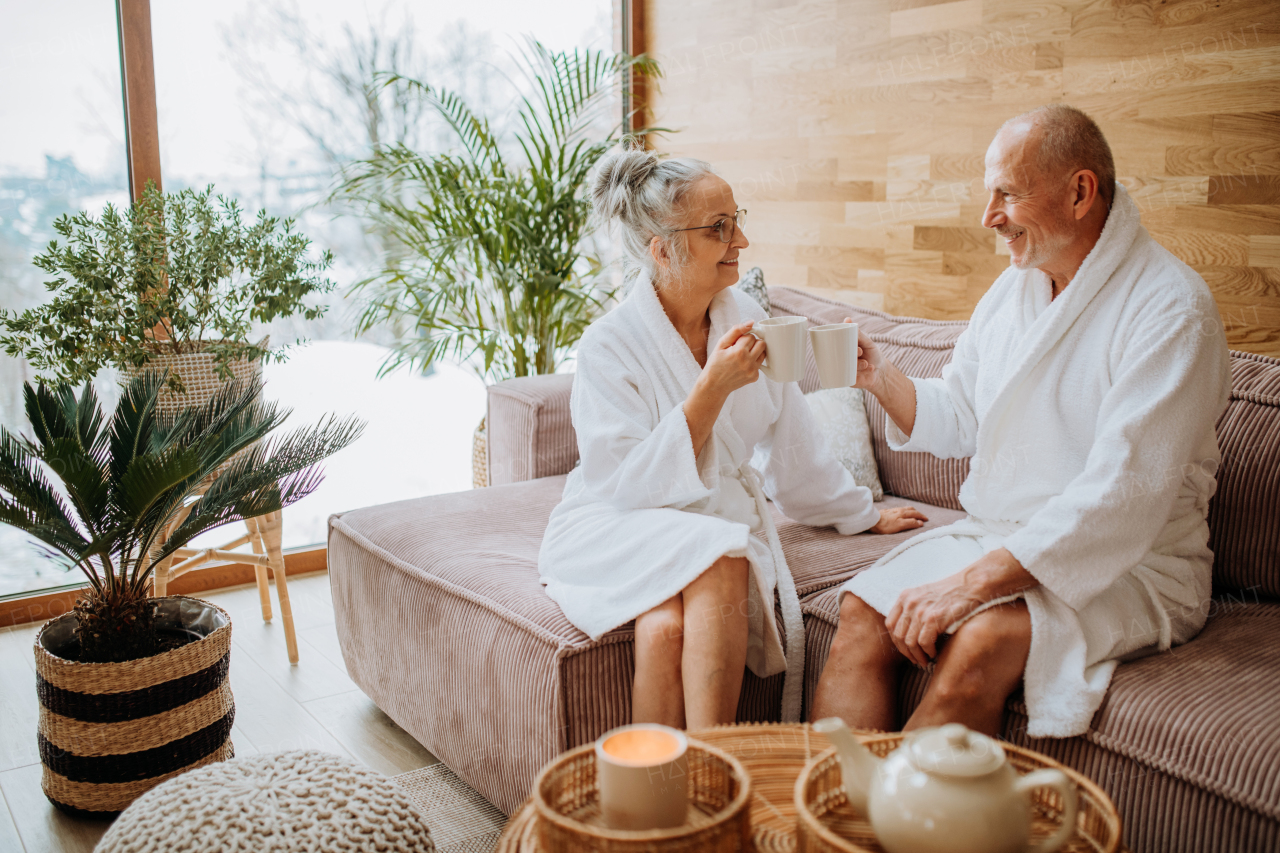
left=951, top=602, right=1032, bottom=660
left=930, top=604, right=1031, bottom=704
left=831, top=593, right=898, bottom=663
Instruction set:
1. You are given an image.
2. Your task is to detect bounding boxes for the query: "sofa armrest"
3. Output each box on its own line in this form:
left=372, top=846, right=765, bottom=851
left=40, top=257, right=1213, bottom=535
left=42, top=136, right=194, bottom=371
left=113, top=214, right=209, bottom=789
left=486, top=373, right=578, bottom=485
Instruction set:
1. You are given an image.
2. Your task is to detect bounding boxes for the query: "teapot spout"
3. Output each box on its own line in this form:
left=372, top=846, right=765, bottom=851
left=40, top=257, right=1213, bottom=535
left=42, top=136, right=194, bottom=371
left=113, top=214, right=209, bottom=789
left=813, top=717, right=879, bottom=815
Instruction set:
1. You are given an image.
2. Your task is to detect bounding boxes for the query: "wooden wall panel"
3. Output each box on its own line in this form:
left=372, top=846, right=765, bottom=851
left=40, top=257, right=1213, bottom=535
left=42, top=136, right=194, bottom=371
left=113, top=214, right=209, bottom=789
left=642, top=0, right=1280, bottom=354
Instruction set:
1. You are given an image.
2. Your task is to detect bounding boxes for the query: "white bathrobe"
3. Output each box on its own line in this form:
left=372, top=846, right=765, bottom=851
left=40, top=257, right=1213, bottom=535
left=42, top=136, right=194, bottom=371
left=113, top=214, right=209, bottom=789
left=842, top=184, right=1231, bottom=737
left=539, top=274, right=880, bottom=722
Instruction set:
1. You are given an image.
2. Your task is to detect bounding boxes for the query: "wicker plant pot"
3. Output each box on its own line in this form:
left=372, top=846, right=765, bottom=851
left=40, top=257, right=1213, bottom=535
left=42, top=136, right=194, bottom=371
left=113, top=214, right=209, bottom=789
left=120, top=341, right=266, bottom=477
left=473, top=416, right=489, bottom=488
left=119, top=339, right=266, bottom=416
left=34, top=596, right=235, bottom=817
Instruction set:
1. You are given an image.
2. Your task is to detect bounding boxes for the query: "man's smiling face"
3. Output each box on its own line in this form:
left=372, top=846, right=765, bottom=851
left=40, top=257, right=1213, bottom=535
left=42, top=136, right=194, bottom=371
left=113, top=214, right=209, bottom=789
left=981, top=123, right=1077, bottom=273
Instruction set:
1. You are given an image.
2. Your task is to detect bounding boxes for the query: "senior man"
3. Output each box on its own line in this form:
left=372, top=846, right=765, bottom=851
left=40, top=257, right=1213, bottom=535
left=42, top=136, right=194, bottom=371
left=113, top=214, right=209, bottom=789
left=811, top=104, right=1231, bottom=739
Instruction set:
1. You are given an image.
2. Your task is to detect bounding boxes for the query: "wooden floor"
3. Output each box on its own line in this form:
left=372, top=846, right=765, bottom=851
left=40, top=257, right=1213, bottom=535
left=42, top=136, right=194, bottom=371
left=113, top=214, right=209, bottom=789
left=0, top=572, right=441, bottom=853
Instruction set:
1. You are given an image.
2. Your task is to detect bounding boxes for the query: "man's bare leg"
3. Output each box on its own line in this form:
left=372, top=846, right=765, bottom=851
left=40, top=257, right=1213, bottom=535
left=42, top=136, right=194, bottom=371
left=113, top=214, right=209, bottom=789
left=905, top=601, right=1032, bottom=736
left=681, top=555, right=750, bottom=729
left=810, top=592, right=904, bottom=729
left=633, top=595, right=686, bottom=728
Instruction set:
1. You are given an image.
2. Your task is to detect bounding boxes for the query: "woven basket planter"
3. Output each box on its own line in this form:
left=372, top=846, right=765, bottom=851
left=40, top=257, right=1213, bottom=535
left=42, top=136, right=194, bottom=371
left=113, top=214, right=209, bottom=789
left=34, top=596, right=235, bottom=817
left=472, top=416, right=488, bottom=488
left=120, top=341, right=266, bottom=478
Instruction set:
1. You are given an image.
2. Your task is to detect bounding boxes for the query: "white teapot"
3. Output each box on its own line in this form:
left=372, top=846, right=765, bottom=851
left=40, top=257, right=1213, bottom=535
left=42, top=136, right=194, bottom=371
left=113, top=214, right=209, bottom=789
left=812, top=718, right=1078, bottom=853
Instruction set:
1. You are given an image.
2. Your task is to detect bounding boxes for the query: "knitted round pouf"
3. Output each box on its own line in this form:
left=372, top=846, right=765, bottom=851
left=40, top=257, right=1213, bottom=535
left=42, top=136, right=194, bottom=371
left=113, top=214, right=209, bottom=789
left=93, top=750, right=436, bottom=853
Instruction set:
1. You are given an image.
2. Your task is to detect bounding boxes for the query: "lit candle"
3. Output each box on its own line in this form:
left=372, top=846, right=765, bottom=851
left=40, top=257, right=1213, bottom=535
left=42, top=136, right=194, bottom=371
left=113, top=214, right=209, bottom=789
left=595, top=724, right=689, bottom=830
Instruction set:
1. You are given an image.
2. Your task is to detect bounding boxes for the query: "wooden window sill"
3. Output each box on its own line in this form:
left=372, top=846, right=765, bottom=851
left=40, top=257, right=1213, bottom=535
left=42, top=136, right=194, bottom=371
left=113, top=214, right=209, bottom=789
left=0, top=544, right=327, bottom=629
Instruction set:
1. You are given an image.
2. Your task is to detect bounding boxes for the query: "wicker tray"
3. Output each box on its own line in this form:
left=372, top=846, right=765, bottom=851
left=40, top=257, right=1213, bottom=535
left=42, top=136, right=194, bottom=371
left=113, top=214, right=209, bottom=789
left=531, top=736, right=751, bottom=852
left=796, top=734, right=1123, bottom=853
left=497, top=723, right=834, bottom=853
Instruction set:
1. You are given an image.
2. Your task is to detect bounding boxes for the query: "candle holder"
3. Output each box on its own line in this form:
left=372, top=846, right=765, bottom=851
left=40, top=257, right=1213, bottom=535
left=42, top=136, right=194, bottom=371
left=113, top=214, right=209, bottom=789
left=596, top=724, right=690, bottom=829
left=532, top=736, right=751, bottom=852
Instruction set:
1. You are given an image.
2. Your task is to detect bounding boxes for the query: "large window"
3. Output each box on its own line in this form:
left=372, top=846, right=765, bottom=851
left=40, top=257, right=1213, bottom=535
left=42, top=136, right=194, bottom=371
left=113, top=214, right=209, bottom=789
left=1, top=0, right=611, bottom=596
left=0, top=2, right=130, bottom=596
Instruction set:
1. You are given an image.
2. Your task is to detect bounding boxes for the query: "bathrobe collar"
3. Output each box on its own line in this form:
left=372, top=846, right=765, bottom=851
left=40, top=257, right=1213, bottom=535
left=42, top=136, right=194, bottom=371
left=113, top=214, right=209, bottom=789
left=985, top=183, right=1143, bottom=424
left=629, top=273, right=750, bottom=460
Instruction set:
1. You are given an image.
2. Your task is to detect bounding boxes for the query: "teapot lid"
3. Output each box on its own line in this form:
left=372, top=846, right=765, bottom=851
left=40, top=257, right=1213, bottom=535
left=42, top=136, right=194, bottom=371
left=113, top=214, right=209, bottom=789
left=909, top=724, right=1006, bottom=777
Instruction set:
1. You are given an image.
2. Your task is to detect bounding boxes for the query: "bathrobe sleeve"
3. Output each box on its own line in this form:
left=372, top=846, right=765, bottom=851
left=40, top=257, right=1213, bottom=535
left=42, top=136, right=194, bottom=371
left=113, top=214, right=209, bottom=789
left=885, top=318, right=983, bottom=459
left=572, top=335, right=714, bottom=511
left=755, top=382, right=882, bottom=534
left=1001, top=291, right=1231, bottom=612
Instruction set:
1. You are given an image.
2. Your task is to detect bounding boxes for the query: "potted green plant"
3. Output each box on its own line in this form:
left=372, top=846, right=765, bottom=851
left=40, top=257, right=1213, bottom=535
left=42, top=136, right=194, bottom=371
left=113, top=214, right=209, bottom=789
left=0, top=180, right=335, bottom=406
left=333, top=41, right=664, bottom=486
left=0, top=371, right=361, bottom=816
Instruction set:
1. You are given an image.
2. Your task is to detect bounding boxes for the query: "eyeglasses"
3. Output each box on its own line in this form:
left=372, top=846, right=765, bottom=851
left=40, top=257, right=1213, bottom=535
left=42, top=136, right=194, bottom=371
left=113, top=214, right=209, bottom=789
left=672, top=209, right=747, bottom=243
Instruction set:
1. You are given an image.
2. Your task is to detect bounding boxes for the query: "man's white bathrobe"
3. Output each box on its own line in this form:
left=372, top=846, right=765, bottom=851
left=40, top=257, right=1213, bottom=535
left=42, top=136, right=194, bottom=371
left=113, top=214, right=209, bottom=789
left=842, top=184, right=1231, bottom=737
left=539, top=275, right=880, bottom=722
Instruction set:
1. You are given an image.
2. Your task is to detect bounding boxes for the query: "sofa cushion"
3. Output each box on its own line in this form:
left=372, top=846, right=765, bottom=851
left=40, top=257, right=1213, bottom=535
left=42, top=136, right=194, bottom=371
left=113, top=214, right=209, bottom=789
left=769, top=286, right=970, bottom=510
left=803, top=585, right=1280, bottom=851
left=328, top=475, right=959, bottom=813
left=1210, top=351, right=1280, bottom=598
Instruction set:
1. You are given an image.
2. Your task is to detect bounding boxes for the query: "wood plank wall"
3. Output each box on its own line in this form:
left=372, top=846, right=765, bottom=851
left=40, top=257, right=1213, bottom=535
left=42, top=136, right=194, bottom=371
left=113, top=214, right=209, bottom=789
left=640, top=0, right=1280, bottom=354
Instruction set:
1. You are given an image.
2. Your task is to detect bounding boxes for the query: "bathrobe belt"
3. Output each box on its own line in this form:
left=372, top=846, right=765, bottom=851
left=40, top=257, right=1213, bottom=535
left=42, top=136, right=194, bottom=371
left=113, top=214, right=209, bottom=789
left=735, top=460, right=806, bottom=723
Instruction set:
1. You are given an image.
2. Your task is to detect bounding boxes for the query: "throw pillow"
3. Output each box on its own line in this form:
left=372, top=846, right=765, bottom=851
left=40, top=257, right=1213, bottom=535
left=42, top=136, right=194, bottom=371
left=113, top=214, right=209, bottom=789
left=735, top=266, right=770, bottom=314
left=805, top=386, right=885, bottom=501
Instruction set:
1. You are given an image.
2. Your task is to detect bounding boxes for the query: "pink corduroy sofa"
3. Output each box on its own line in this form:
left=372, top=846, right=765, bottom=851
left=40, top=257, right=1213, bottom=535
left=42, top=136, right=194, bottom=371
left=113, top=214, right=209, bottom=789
left=328, top=286, right=1280, bottom=853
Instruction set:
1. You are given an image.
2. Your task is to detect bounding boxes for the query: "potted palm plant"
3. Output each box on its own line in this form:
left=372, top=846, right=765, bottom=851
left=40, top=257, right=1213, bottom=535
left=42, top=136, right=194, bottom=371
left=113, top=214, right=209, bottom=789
left=0, top=371, right=361, bottom=816
left=334, top=41, right=664, bottom=486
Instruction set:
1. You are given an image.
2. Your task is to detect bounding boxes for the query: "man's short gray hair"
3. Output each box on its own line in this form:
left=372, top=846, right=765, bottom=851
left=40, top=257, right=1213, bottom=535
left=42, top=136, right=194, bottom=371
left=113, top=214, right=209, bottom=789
left=1003, top=104, right=1116, bottom=207
left=591, top=146, right=712, bottom=282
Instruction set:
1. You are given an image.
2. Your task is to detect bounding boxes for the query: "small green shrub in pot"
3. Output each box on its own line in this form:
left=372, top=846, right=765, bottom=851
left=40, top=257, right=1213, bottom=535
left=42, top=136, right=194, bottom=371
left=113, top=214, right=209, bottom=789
left=0, top=181, right=335, bottom=393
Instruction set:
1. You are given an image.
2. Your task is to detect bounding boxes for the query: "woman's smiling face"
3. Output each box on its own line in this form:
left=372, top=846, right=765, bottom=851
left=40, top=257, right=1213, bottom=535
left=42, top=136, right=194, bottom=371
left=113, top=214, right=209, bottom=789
left=665, top=175, right=749, bottom=294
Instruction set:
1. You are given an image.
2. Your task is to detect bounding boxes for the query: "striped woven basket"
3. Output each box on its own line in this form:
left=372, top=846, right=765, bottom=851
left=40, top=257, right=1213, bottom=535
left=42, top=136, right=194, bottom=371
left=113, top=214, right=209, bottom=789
left=34, top=596, right=235, bottom=817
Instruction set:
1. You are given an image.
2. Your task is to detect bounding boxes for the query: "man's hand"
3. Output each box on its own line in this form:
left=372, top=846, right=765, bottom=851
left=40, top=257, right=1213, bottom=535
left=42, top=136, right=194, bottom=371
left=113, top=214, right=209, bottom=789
left=869, top=506, right=929, bottom=534
left=885, top=547, right=1038, bottom=668
left=843, top=317, right=918, bottom=436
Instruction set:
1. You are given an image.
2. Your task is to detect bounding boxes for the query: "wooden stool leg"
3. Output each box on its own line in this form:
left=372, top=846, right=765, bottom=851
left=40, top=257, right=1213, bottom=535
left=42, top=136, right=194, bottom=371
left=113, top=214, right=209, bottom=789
left=152, top=557, right=170, bottom=597
left=260, top=510, right=298, bottom=665
left=246, top=517, right=273, bottom=622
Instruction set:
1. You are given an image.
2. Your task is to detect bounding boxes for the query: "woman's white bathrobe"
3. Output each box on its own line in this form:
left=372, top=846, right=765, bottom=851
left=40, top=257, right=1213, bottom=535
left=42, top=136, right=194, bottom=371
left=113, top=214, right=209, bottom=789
left=539, top=275, right=880, bottom=722
left=842, top=184, right=1231, bottom=737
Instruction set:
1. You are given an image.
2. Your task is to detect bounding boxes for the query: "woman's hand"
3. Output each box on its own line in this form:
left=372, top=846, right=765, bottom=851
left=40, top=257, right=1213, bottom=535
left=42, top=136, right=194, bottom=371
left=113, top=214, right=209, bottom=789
left=701, top=321, right=766, bottom=396
left=869, top=506, right=929, bottom=534
left=685, top=322, right=766, bottom=458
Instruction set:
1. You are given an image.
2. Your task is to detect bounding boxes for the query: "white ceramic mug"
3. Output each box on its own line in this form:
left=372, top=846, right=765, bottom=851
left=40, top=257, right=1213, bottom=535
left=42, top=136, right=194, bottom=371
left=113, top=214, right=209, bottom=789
left=753, top=316, right=807, bottom=383
left=595, top=724, right=689, bottom=830
left=809, top=322, right=859, bottom=388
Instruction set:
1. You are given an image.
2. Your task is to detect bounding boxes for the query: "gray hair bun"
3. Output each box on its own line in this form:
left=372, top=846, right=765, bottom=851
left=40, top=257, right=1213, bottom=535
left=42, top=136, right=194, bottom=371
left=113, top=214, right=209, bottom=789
left=591, top=146, right=712, bottom=280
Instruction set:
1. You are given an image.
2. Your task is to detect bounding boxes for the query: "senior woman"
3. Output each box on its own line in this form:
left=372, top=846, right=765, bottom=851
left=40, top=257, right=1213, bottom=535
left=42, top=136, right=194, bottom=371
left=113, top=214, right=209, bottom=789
left=537, top=148, right=927, bottom=728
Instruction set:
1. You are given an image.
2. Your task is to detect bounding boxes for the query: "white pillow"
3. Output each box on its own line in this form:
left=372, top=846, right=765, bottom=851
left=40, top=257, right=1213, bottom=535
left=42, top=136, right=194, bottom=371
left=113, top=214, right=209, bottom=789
left=804, top=386, right=884, bottom=501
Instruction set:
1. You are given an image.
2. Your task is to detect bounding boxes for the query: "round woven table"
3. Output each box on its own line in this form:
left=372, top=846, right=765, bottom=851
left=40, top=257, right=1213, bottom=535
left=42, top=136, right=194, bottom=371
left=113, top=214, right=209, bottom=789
left=495, top=723, right=1129, bottom=852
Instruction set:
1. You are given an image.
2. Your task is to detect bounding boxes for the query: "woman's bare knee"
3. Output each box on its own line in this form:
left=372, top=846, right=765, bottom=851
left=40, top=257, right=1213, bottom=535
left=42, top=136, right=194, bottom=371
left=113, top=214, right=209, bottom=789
left=635, top=597, right=684, bottom=660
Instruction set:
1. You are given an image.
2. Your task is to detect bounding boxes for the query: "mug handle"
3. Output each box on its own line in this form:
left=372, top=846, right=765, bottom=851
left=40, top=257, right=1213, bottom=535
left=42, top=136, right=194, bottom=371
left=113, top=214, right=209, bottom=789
left=1014, top=769, right=1078, bottom=853
left=752, top=333, right=778, bottom=382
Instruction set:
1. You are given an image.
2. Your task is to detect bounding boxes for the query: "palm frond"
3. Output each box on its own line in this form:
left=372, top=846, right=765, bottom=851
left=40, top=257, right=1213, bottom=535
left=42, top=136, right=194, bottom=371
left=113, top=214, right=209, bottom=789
left=109, top=370, right=166, bottom=485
